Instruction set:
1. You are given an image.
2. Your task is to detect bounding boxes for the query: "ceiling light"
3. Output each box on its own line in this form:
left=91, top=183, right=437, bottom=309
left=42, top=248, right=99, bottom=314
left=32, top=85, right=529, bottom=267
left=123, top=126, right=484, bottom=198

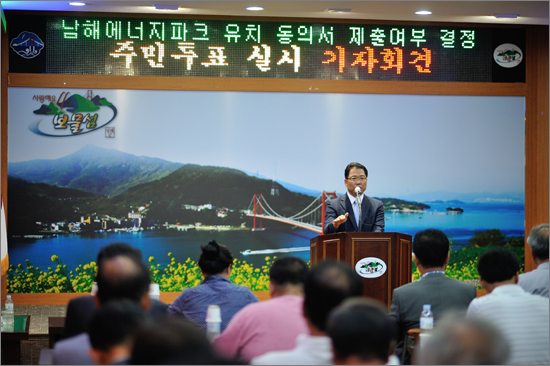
left=68, top=2, right=86, bottom=6
left=154, top=4, right=180, bottom=10
left=246, top=6, right=264, bottom=11
left=325, top=9, right=355, bottom=13
left=493, top=13, right=519, bottom=19
left=415, top=10, right=432, bottom=15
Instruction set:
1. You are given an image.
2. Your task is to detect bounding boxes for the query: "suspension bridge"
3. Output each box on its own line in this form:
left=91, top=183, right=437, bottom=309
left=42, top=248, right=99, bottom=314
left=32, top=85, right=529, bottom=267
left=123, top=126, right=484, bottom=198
left=245, top=192, right=338, bottom=234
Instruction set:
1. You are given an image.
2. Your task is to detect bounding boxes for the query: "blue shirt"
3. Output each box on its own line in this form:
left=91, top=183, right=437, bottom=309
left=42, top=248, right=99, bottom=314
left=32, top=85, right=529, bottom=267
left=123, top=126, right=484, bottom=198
left=167, top=275, right=259, bottom=332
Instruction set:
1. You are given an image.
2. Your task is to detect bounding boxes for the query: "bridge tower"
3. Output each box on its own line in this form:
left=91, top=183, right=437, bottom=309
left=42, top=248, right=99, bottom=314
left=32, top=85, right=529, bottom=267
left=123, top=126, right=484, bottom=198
left=321, top=191, right=338, bottom=233
left=252, top=194, right=264, bottom=231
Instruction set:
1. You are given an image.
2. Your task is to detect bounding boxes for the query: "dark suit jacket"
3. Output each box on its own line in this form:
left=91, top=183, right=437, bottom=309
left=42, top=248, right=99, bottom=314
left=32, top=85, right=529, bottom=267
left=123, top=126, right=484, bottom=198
left=388, top=273, right=477, bottom=361
left=62, top=295, right=169, bottom=339
left=323, top=194, right=385, bottom=234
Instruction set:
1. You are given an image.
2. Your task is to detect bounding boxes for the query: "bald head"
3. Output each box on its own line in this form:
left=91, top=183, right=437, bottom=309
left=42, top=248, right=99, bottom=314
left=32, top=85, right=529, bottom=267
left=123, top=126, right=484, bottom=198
left=96, top=254, right=151, bottom=306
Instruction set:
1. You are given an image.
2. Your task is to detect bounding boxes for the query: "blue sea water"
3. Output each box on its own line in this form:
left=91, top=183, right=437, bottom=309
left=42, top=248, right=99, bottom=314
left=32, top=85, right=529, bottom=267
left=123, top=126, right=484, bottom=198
left=8, top=202, right=525, bottom=272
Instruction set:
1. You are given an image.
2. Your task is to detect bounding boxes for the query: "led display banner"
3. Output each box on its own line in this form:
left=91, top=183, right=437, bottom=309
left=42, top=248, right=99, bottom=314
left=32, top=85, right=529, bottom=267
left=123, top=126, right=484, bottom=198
left=8, top=13, right=525, bottom=82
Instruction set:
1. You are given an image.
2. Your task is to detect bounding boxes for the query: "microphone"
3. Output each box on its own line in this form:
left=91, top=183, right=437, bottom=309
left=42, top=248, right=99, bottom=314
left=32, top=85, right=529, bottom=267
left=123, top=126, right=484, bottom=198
left=355, top=187, right=362, bottom=205
left=355, top=187, right=362, bottom=232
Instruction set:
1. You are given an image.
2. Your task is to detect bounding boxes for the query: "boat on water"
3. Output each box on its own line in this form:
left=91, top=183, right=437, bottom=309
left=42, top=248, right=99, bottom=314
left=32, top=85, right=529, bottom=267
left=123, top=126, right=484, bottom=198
left=241, top=246, right=310, bottom=256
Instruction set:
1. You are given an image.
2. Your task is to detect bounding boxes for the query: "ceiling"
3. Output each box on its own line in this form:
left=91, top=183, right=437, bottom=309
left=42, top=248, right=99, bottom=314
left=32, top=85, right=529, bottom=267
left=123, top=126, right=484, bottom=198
left=1, top=1, right=548, bottom=25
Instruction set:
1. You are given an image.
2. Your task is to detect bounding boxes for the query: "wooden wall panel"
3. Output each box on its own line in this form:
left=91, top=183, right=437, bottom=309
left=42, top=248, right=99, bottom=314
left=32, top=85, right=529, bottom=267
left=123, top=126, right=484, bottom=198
left=8, top=73, right=527, bottom=96
left=524, top=26, right=550, bottom=271
left=2, top=26, right=9, bottom=305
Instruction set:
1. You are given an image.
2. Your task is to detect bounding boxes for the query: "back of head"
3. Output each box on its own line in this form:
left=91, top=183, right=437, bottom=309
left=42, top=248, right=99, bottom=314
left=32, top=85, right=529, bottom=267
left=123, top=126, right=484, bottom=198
left=96, top=243, right=142, bottom=268
left=415, top=311, right=510, bottom=365
left=413, top=229, right=449, bottom=268
left=344, top=162, right=368, bottom=179
left=198, top=240, right=233, bottom=276
left=269, top=256, right=309, bottom=286
left=96, top=254, right=151, bottom=305
left=527, top=224, right=549, bottom=260
left=130, top=317, right=215, bottom=365
left=304, top=260, right=363, bottom=332
left=328, top=297, right=396, bottom=364
left=477, top=248, right=519, bottom=284
left=88, top=299, right=149, bottom=352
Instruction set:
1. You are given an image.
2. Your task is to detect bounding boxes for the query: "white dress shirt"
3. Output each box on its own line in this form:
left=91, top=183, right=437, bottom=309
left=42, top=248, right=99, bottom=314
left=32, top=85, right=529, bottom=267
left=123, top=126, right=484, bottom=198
left=467, top=284, right=549, bottom=364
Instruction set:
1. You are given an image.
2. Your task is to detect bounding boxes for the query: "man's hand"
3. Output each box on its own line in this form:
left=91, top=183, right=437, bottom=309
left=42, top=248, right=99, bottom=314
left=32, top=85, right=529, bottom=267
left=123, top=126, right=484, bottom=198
left=332, top=212, right=349, bottom=230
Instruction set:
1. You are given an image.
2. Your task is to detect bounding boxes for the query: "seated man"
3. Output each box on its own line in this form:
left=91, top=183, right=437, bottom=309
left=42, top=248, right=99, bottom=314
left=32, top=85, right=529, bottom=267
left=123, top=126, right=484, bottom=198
left=214, top=256, right=310, bottom=363
left=130, top=318, right=218, bottom=365
left=54, top=254, right=152, bottom=365
left=467, top=248, right=549, bottom=364
left=63, top=243, right=167, bottom=339
left=389, top=229, right=477, bottom=363
left=518, top=223, right=549, bottom=297
left=415, top=311, right=510, bottom=365
left=327, top=297, right=397, bottom=365
left=87, top=299, right=149, bottom=365
left=251, top=260, right=363, bottom=365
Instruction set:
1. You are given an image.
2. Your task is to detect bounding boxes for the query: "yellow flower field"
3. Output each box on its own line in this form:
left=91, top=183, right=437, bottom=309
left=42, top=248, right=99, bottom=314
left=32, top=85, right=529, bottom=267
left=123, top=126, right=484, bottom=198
left=7, top=246, right=524, bottom=293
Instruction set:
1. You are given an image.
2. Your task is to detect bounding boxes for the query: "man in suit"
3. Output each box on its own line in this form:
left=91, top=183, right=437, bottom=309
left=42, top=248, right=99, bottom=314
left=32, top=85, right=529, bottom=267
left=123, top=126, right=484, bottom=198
left=389, top=229, right=477, bottom=363
left=323, top=162, right=385, bottom=234
left=518, top=223, right=549, bottom=297
left=54, top=253, right=153, bottom=364
left=62, top=243, right=168, bottom=339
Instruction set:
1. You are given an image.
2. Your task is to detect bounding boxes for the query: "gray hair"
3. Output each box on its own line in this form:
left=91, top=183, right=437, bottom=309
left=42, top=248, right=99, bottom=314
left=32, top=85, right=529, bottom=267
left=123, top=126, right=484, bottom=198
left=415, top=311, right=510, bottom=365
left=527, top=224, right=549, bottom=260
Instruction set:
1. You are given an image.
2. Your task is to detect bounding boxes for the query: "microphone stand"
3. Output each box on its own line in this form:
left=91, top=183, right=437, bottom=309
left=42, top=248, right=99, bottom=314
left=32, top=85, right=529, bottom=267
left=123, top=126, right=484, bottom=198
left=358, top=199, right=362, bottom=232
left=356, top=189, right=363, bottom=232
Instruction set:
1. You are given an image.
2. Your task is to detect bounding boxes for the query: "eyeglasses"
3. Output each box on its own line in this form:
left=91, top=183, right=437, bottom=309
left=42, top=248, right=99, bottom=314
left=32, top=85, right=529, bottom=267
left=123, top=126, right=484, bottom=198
left=346, top=176, right=367, bottom=182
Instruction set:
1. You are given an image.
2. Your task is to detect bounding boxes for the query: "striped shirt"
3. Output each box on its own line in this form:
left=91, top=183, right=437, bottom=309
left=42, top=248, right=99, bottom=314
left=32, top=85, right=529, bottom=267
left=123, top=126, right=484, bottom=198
left=167, top=275, right=259, bottom=333
left=518, top=262, right=549, bottom=298
left=467, top=284, right=549, bottom=364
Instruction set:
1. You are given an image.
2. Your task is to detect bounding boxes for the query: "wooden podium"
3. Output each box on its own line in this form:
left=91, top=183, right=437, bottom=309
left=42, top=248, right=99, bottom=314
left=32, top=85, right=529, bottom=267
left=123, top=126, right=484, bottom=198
left=310, top=232, right=412, bottom=308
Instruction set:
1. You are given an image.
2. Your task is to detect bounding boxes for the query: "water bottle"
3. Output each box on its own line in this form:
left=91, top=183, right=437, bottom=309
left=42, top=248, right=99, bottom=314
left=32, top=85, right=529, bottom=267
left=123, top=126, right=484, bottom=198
left=419, top=304, right=433, bottom=330
left=3, top=295, right=15, bottom=332
left=205, top=305, right=221, bottom=342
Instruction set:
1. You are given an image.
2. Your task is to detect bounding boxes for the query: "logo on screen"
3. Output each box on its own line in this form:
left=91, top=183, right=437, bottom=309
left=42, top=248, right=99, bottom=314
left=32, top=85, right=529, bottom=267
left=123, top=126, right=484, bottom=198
left=30, top=91, right=118, bottom=137
left=355, top=257, right=387, bottom=279
left=10, top=31, right=45, bottom=59
left=493, top=43, right=523, bottom=68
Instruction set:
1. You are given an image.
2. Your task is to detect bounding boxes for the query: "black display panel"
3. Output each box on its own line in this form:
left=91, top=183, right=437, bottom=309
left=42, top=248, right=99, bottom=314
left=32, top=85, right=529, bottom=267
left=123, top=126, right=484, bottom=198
left=8, top=13, right=525, bottom=82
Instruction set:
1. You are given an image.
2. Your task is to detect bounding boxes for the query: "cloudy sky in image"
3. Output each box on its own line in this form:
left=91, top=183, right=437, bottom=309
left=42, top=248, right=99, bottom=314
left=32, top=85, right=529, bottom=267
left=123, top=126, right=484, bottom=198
left=8, top=88, right=525, bottom=198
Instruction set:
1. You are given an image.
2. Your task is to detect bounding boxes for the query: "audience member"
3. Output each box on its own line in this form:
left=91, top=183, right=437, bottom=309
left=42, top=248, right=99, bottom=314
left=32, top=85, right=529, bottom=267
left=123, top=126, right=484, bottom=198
left=54, top=253, right=152, bottom=365
left=130, top=317, right=218, bottom=365
left=388, top=229, right=477, bottom=363
left=168, top=240, right=258, bottom=332
left=88, top=299, right=149, bottom=365
left=467, top=248, right=549, bottom=364
left=214, top=256, right=310, bottom=363
left=415, top=311, right=510, bottom=365
left=327, top=297, right=397, bottom=365
left=251, top=260, right=363, bottom=365
left=518, top=223, right=549, bottom=297
left=63, top=243, right=168, bottom=339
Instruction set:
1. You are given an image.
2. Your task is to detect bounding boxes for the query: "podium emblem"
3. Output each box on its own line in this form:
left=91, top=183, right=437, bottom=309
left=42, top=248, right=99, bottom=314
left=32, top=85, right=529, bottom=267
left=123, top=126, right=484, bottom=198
left=355, top=257, right=387, bottom=278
